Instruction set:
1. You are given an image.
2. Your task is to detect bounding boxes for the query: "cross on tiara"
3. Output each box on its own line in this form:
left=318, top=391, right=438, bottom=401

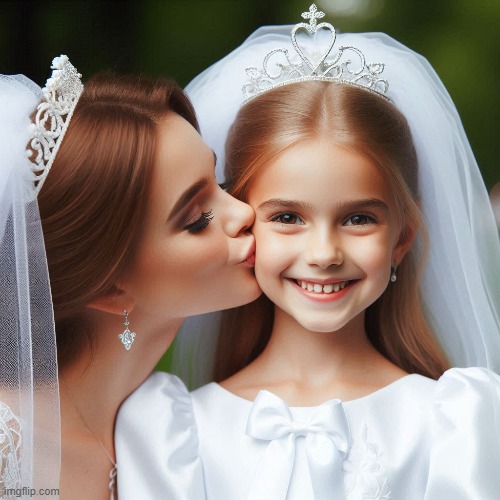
left=301, top=3, right=325, bottom=31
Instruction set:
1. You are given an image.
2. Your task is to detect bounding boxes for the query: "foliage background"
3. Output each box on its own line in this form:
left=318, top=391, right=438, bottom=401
left=2, top=0, right=499, bottom=189
left=2, top=0, right=499, bottom=370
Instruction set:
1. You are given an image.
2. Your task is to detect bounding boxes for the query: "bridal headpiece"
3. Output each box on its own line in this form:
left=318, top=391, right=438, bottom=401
left=26, top=54, right=84, bottom=194
left=243, top=4, right=389, bottom=101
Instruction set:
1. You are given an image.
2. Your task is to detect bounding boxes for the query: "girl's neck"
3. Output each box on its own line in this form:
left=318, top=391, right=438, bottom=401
left=222, top=307, right=407, bottom=406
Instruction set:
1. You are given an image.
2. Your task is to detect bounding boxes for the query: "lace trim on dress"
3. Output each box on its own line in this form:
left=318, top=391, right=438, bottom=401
left=0, top=402, right=22, bottom=498
left=343, top=422, right=391, bottom=499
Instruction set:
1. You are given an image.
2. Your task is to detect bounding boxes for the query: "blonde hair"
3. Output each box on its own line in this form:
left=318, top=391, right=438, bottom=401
left=38, top=72, right=198, bottom=368
left=215, top=81, right=449, bottom=381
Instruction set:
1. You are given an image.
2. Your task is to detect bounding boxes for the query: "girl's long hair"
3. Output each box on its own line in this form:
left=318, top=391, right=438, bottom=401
left=215, top=81, right=449, bottom=381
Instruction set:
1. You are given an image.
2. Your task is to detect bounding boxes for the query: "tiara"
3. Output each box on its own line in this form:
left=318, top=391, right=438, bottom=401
left=26, top=55, right=84, bottom=194
left=243, top=4, right=389, bottom=101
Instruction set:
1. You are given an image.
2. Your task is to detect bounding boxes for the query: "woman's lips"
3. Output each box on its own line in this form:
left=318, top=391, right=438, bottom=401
left=240, top=239, right=256, bottom=266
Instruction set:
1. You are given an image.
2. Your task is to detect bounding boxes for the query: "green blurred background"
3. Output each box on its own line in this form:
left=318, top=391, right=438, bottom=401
left=2, top=0, right=499, bottom=189
left=2, top=0, right=499, bottom=370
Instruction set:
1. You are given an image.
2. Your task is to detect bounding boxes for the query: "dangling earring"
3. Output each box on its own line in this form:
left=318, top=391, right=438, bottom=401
left=390, top=266, right=398, bottom=283
left=118, top=309, right=136, bottom=350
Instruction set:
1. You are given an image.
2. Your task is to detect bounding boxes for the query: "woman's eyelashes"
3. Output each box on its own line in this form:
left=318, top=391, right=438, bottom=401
left=184, top=209, right=214, bottom=233
left=218, top=180, right=231, bottom=191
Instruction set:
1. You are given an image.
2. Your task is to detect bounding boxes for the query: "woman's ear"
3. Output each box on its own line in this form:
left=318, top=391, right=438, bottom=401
left=87, top=284, right=135, bottom=315
left=392, top=222, right=416, bottom=266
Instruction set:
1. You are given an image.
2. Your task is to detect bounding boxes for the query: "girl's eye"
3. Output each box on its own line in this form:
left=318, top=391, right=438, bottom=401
left=344, top=214, right=375, bottom=226
left=270, top=212, right=304, bottom=225
left=184, top=209, right=214, bottom=233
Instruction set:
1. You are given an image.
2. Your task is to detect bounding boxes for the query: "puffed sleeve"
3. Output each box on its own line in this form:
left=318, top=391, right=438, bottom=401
left=115, top=372, right=205, bottom=500
left=424, top=367, right=500, bottom=499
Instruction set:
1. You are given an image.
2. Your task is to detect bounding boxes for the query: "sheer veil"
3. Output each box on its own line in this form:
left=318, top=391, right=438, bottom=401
left=0, top=75, right=60, bottom=497
left=172, top=26, right=500, bottom=388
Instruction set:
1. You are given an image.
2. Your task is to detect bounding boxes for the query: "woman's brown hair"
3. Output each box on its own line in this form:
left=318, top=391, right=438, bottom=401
left=38, top=72, right=198, bottom=368
left=215, top=81, right=449, bottom=381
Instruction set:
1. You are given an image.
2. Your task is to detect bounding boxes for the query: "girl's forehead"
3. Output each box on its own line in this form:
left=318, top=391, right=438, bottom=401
left=247, top=141, right=394, bottom=206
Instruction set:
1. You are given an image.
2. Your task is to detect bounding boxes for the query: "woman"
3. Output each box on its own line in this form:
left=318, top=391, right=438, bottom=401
left=0, top=56, right=260, bottom=499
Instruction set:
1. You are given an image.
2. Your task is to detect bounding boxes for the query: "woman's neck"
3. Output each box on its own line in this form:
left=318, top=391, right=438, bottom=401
left=59, top=309, right=182, bottom=499
left=59, top=309, right=182, bottom=453
left=222, top=307, right=407, bottom=406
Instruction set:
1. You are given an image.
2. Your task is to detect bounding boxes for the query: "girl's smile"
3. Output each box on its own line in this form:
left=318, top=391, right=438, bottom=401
left=292, top=278, right=357, bottom=302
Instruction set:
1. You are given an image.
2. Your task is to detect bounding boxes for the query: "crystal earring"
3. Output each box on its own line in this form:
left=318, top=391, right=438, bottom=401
left=390, top=266, right=398, bottom=283
left=118, top=309, right=136, bottom=350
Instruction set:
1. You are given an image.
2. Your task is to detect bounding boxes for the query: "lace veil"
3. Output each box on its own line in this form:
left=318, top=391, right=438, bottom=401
left=172, top=26, right=500, bottom=387
left=0, top=75, right=60, bottom=497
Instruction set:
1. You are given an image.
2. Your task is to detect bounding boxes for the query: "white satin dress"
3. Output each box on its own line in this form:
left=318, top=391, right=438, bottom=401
left=115, top=372, right=204, bottom=500
left=115, top=368, right=500, bottom=499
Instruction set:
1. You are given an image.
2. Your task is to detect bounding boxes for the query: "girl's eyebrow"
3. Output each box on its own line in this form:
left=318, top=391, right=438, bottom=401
left=256, top=198, right=388, bottom=212
left=256, top=199, right=314, bottom=211
left=336, top=198, right=389, bottom=212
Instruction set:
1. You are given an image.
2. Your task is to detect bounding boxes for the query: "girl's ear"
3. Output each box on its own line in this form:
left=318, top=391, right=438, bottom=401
left=87, top=284, right=135, bottom=315
left=392, top=222, right=416, bottom=266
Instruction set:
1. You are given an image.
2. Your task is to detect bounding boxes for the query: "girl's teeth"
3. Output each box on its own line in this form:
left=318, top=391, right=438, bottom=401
left=297, top=280, right=349, bottom=294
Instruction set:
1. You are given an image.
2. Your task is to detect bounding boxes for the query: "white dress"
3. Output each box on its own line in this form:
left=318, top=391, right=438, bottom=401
left=191, top=367, right=500, bottom=500
left=115, top=372, right=205, bottom=500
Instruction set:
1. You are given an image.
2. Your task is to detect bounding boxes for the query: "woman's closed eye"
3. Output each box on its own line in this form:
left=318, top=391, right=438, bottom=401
left=184, top=209, right=214, bottom=233
left=270, top=212, right=304, bottom=225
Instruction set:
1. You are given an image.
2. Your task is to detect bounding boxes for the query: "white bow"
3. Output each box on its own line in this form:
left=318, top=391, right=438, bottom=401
left=246, top=390, right=350, bottom=500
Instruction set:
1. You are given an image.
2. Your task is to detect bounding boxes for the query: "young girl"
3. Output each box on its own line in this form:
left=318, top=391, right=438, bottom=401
left=180, top=6, right=500, bottom=499
left=0, top=59, right=260, bottom=498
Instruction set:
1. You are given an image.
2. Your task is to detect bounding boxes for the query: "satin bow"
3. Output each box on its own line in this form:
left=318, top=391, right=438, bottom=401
left=246, top=390, right=350, bottom=500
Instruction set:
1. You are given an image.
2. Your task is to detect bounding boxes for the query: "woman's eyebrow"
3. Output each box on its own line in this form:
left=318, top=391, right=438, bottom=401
left=167, top=179, right=208, bottom=221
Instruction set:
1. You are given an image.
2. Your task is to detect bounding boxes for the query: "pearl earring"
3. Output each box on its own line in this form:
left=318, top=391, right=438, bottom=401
left=390, top=266, right=397, bottom=283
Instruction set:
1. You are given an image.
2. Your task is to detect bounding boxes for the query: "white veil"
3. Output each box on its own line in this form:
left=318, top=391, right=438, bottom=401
left=172, top=26, right=500, bottom=388
left=0, top=75, right=60, bottom=498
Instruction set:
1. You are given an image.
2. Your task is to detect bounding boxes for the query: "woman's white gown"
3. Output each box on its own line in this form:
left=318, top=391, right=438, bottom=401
left=115, top=367, right=500, bottom=499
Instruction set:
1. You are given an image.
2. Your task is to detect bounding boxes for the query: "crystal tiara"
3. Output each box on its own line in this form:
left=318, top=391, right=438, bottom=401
left=26, top=55, right=84, bottom=194
left=242, top=4, right=389, bottom=101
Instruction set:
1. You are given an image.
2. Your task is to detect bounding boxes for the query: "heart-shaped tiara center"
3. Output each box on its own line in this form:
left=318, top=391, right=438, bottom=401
left=291, top=21, right=336, bottom=74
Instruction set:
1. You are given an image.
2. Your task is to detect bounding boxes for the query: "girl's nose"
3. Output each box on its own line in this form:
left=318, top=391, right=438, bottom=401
left=304, top=228, right=343, bottom=269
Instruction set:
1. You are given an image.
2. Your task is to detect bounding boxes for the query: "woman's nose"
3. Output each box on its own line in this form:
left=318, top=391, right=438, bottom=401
left=304, top=228, right=343, bottom=269
left=221, top=190, right=255, bottom=237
